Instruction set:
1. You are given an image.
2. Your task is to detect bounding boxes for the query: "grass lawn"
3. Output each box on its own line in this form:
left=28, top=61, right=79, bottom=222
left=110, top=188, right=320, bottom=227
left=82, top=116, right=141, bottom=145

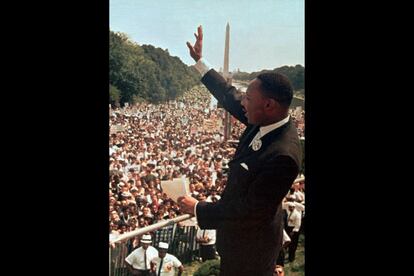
left=284, top=234, right=305, bottom=276
left=182, top=260, right=204, bottom=276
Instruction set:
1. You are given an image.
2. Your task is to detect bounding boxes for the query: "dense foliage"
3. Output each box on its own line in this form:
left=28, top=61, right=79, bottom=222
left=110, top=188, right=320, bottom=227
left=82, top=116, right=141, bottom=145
left=109, top=31, right=200, bottom=105
left=232, top=64, right=304, bottom=91
left=193, top=259, right=221, bottom=276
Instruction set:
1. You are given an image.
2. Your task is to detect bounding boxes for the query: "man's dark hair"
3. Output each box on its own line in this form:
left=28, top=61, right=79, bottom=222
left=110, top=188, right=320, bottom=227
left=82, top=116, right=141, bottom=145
left=256, top=72, right=293, bottom=107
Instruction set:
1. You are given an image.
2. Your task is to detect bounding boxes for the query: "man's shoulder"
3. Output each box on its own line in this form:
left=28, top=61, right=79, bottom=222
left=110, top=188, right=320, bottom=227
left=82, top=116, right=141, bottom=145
left=265, top=128, right=301, bottom=166
left=166, top=254, right=180, bottom=262
left=132, top=247, right=144, bottom=253
left=126, top=248, right=140, bottom=258
left=148, top=246, right=158, bottom=253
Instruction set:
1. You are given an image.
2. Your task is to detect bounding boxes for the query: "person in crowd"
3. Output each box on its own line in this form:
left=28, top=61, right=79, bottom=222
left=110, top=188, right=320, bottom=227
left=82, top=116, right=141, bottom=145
left=284, top=202, right=302, bottom=262
left=276, top=229, right=291, bottom=267
left=195, top=192, right=217, bottom=262
left=150, top=242, right=184, bottom=276
left=125, top=234, right=158, bottom=276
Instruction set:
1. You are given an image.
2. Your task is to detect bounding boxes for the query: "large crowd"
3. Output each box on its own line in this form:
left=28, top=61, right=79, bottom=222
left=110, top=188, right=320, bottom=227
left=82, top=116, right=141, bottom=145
left=109, top=85, right=305, bottom=265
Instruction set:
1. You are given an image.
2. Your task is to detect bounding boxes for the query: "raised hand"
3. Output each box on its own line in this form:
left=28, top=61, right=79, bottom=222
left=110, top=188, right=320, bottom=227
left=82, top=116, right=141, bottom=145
left=186, top=25, right=203, bottom=62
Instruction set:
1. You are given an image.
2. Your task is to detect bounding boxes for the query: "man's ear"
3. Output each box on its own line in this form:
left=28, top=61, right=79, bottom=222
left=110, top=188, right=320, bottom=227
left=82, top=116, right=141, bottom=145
left=265, top=98, right=278, bottom=110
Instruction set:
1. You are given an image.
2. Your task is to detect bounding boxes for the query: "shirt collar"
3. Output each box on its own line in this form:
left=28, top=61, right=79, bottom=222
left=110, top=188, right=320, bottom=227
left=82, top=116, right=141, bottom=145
left=259, top=115, right=290, bottom=138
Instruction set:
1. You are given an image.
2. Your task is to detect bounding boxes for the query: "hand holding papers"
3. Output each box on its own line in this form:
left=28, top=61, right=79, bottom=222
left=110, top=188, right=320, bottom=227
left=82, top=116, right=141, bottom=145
left=161, top=176, right=190, bottom=203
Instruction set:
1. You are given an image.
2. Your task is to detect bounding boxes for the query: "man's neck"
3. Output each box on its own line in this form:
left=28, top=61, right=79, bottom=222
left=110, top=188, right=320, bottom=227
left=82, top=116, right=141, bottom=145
left=260, top=114, right=289, bottom=126
left=255, top=115, right=290, bottom=138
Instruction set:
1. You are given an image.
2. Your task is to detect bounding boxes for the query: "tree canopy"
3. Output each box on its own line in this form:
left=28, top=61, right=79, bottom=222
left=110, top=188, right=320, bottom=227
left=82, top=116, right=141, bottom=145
left=232, top=64, right=304, bottom=91
left=109, top=31, right=200, bottom=105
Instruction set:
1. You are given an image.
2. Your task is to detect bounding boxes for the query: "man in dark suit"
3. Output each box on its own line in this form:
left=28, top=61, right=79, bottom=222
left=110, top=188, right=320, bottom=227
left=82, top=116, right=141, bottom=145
left=178, top=26, right=302, bottom=276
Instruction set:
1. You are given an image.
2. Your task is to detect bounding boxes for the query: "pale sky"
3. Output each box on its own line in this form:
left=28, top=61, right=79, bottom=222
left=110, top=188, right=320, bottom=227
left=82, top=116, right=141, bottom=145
left=110, top=0, right=304, bottom=73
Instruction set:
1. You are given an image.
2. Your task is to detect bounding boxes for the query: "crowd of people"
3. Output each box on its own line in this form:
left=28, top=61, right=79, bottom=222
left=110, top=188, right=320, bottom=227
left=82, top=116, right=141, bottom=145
left=109, top=84, right=305, bottom=271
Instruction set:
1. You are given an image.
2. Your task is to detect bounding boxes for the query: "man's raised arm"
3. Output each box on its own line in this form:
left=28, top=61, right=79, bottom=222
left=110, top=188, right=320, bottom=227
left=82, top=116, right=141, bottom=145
left=186, top=25, right=247, bottom=125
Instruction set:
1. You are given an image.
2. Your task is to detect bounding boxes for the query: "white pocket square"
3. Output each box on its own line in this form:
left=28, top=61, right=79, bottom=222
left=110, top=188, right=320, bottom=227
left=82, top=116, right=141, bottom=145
left=240, top=163, right=249, bottom=171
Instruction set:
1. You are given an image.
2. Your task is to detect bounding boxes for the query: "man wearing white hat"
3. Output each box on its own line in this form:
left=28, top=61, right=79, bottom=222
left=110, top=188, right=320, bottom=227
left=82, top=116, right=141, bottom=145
left=150, top=242, right=184, bottom=276
left=125, top=234, right=158, bottom=275
left=285, top=202, right=302, bottom=262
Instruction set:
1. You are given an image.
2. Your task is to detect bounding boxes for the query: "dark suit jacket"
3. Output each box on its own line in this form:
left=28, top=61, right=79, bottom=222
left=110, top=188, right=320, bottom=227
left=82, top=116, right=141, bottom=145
left=196, top=69, right=301, bottom=276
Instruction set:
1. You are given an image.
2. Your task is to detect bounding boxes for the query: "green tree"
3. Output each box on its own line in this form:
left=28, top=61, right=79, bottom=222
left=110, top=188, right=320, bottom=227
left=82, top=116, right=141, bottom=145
left=193, top=259, right=221, bottom=276
left=109, top=30, right=200, bottom=104
left=233, top=64, right=305, bottom=91
left=109, top=84, right=120, bottom=106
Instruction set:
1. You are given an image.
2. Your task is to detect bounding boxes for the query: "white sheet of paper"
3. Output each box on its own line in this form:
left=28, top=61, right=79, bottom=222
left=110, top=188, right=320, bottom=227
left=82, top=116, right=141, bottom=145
left=161, top=176, right=190, bottom=202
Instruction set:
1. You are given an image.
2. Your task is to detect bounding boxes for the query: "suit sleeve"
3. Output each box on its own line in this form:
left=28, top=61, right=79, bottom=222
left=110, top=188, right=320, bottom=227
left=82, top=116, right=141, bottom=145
left=196, top=155, right=299, bottom=229
left=201, top=69, right=248, bottom=125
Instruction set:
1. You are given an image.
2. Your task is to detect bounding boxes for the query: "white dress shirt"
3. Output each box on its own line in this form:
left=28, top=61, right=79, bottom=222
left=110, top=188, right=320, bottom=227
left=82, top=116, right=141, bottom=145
left=196, top=227, right=216, bottom=245
left=286, top=209, right=302, bottom=232
left=282, top=201, right=305, bottom=213
left=125, top=246, right=158, bottom=270
left=282, top=229, right=291, bottom=244
left=193, top=58, right=212, bottom=77
left=151, top=254, right=182, bottom=276
left=248, top=116, right=290, bottom=147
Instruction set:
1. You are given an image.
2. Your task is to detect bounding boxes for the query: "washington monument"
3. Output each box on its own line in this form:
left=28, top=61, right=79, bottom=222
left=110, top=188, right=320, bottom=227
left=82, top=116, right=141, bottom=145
left=222, top=23, right=232, bottom=140
left=223, top=22, right=230, bottom=79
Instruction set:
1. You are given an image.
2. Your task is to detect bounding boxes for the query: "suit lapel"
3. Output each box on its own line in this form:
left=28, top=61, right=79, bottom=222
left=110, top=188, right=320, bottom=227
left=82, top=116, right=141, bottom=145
left=230, top=120, right=290, bottom=164
left=234, top=125, right=259, bottom=158
left=259, top=120, right=290, bottom=148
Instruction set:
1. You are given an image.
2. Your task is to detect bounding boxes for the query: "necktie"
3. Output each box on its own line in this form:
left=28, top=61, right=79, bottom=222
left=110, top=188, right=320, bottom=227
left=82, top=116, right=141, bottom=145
left=203, top=230, right=206, bottom=243
left=158, top=257, right=164, bottom=276
left=144, top=249, right=147, bottom=270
